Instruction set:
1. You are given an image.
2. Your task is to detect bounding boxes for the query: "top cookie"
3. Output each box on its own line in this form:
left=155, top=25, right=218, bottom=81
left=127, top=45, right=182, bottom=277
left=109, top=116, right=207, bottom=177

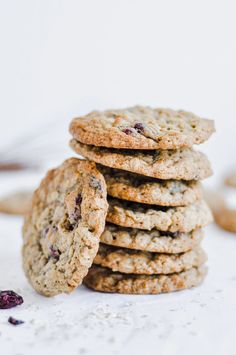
left=22, top=158, right=108, bottom=297
left=70, top=106, right=215, bottom=150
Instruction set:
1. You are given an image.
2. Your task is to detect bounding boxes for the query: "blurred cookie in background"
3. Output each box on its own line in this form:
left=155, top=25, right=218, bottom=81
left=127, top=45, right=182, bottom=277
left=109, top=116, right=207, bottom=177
left=224, top=171, right=236, bottom=188
left=204, top=187, right=236, bottom=233
left=0, top=191, right=32, bottom=216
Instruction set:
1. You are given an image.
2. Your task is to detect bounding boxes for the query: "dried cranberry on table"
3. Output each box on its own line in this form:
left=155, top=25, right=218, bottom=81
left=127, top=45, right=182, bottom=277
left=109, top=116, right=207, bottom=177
left=8, top=316, right=24, bottom=326
left=0, top=290, right=24, bottom=309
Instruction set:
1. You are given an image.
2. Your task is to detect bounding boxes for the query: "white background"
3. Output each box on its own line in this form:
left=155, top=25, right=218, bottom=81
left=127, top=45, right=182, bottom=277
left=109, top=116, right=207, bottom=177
left=0, top=1, right=236, bottom=355
left=0, top=0, right=236, bottom=178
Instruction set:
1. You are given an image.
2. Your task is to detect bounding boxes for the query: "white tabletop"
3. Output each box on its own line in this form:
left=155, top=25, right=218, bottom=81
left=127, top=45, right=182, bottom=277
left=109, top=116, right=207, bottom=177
left=0, top=169, right=235, bottom=355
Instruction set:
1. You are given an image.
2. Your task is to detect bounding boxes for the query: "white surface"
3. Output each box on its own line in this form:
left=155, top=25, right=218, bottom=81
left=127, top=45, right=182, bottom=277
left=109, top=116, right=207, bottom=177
left=0, top=1, right=236, bottom=354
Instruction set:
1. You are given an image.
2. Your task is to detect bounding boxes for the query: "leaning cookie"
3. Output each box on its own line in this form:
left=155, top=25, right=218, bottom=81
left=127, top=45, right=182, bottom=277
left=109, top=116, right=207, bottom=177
left=22, top=158, right=108, bottom=297
left=94, top=244, right=206, bottom=275
left=83, top=265, right=207, bottom=294
left=70, top=140, right=212, bottom=181
left=70, top=106, right=214, bottom=150
left=100, top=224, right=203, bottom=253
left=99, top=165, right=202, bottom=206
left=107, top=198, right=213, bottom=233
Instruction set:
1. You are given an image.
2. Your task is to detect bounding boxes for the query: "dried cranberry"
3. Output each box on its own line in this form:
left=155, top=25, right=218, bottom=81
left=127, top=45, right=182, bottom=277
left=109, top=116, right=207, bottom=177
left=75, top=193, right=82, bottom=205
left=72, top=206, right=81, bottom=221
left=134, top=122, right=144, bottom=132
left=122, top=128, right=134, bottom=135
left=8, top=316, right=24, bottom=326
left=0, top=290, right=24, bottom=309
left=49, top=246, right=60, bottom=261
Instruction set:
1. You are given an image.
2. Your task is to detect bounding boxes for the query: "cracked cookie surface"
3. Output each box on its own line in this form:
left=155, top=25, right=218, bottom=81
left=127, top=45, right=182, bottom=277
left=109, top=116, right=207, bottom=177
left=83, top=265, right=207, bottom=294
left=107, top=198, right=213, bottom=232
left=99, top=165, right=202, bottom=206
left=100, top=224, right=203, bottom=253
left=70, top=106, right=214, bottom=150
left=94, top=244, right=206, bottom=275
left=70, top=140, right=212, bottom=181
left=22, top=158, right=108, bottom=296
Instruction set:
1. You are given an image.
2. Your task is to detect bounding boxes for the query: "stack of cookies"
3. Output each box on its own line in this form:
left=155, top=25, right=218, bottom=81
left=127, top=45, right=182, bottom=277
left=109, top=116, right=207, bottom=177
left=22, top=106, right=215, bottom=297
left=69, top=106, right=215, bottom=295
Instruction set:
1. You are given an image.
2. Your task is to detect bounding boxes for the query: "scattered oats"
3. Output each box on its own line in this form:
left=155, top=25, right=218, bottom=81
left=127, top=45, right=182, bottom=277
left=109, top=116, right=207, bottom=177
left=121, top=301, right=134, bottom=307
left=79, top=303, right=133, bottom=331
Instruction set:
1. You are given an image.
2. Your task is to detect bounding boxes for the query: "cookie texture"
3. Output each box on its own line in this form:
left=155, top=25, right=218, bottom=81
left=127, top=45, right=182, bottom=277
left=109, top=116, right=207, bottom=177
left=107, top=198, right=213, bottom=232
left=83, top=265, right=207, bottom=294
left=100, top=224, right=203, bottom=253
left=70, top=106, right=214, bottom=150
left=0, top=191, right=32, bottom=215
left=94, top=244, right=206, bottom=275
left=70, top=140, right=212, bottom=181
left=99, top=165, right=202, bottom=206
left=22, top=158, right=108, bottom=296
